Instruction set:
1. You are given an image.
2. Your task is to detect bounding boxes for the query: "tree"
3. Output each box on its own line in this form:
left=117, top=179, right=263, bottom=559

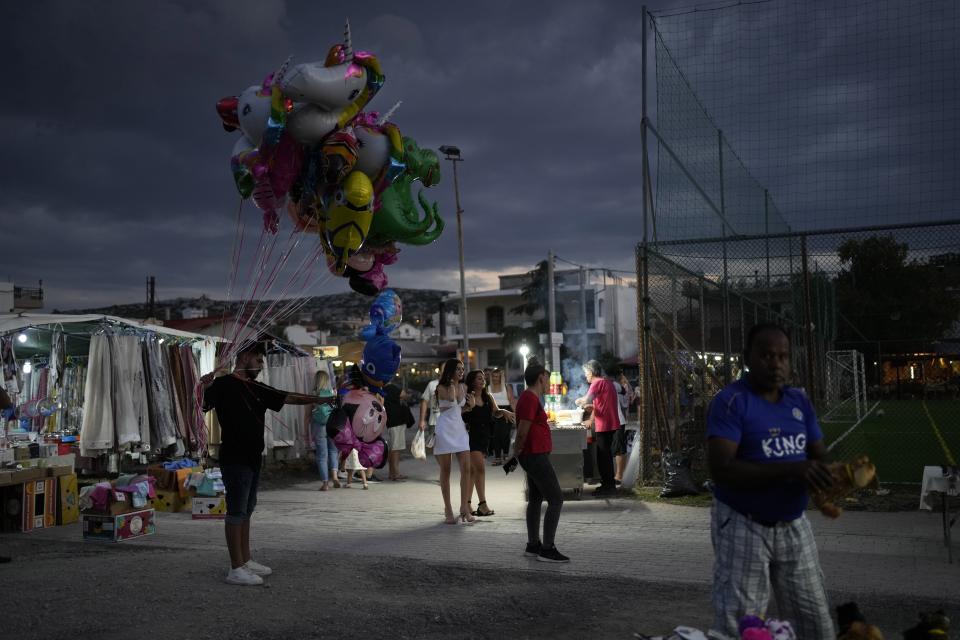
left=511, top=260, right=566, bottom=331
left=835, top=235, right=960, bottom=347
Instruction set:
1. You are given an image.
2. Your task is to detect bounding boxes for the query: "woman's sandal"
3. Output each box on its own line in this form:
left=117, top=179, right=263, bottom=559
left=472, top=500, right=495, bottom=516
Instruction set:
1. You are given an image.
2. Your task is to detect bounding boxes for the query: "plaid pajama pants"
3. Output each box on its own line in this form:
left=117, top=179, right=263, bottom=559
left=709, top=499, right=834, bottom=639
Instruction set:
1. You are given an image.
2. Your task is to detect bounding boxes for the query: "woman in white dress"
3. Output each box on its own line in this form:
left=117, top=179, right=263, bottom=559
left=433, top=358, right=475, bottom=524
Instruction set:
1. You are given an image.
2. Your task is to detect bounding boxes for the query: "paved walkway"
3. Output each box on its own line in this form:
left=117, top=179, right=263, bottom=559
left=22, top=450, right=959, bottom=604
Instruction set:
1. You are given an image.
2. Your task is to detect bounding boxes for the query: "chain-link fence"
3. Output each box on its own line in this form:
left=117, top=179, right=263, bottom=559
left=635, top=1, right=960, bottom=488
left=637, top=222, right=960, bottom=486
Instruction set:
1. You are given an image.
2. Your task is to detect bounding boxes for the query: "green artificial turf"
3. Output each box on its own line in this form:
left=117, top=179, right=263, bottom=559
left=821, top=399, right=959, bottom=484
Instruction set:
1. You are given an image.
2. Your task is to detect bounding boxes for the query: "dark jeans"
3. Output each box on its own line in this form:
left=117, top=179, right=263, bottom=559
left=519, top=453, right=564, bottom=548
left=595, top=430, right=617, bottom=490
left=221, top=463, right=260, bottom=525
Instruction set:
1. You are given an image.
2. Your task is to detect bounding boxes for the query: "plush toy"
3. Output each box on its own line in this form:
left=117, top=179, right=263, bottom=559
left=903, top=609, right=950, bottom=639
left=737, top=616, right=794, bottom=640
left=839, top=621, right=884, bottom=640
left=810, top=455, right=879, bottom=518
left=764, top=619, right=795, bottom=640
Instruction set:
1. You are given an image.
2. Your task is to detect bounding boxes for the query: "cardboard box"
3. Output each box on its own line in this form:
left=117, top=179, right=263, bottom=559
left=148, top=465, right=201, bottom=496
left=150, top=489, right=185, bottom=513
left=57, top=474, right=79, bottom=525
left=191, top=495, right=227, bottom=519
left=107, top=491, right=137, bottom=516
left=11, top=468, right=45, bottom=484
left=14, top=447, right=31, bottom=461
left=0, top=484, right=22, bottom=532
left=23, top=478, right=57, bottom=532
left=83, top=508, right=156, bottom=543
left=46, top=466, right=74, bottom=478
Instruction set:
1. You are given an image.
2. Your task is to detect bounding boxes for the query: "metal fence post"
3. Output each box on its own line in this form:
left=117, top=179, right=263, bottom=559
left=719, top=131, right=731, bottom=383
left=801, top=234, right=819, bottom=404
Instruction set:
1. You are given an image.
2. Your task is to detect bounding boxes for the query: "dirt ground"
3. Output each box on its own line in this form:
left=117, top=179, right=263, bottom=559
left=0, top=523, right=954, bottom=639
left=1, top=461, right=955, bottom=638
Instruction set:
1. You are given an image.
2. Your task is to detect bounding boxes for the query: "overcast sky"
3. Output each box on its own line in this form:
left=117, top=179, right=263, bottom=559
left=2, top=0, right=955, bottom=311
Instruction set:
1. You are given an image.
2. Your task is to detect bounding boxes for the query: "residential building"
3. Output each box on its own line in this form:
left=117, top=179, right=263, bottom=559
left=442, top=268, right=638, bottom=370
left=0, top=281, right=44, bottom=313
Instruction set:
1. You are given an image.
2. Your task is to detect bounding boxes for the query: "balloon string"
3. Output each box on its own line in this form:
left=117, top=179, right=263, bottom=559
left=226, top=241, right=327, bottom=358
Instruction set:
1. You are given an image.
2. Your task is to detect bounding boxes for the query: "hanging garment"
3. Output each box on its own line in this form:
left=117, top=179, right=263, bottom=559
left=143, top=340, right=178, bottom=448
left=80, top=334, right=115, bottom=455
left=178, top=345, right=205, bottom=454
left=113, top=335, right=148, bottom=448
left=261, top=354, right=315, bottom=450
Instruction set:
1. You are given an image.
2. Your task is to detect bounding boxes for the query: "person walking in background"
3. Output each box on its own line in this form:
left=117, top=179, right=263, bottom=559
left=344, top=447, right=369, bottom=489
left=487, top=368, right=516, bottom=465
left=417, top=375, right=441, bottom=453
left=201, top=342, right=329, bottom=586
left=311, top=370, right=339, bottom=491
left=707, top=323, right=835, bottom=638
left=463, top=369, right=514, bottom=517
left=383, top=382, right=414, bottom=481
left=511, top=357, right=568, bottom=563
left=432, top=358, right=475, bottom=524
left=575, top=360, right=620, bottom=497
left=612, top=370, right=632, bottom=484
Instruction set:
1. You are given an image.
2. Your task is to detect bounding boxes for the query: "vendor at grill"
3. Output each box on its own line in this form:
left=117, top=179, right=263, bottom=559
left=574, top=360, right=620, bottom=497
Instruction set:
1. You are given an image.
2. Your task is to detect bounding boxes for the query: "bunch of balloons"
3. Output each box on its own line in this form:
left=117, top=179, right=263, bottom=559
left=216, top=21, right=444, bottom=295
left=326, top=289, right=404, bottom=468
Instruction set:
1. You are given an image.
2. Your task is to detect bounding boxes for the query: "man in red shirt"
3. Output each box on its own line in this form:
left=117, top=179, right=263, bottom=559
left=510, top=358, right=569, bottom=563
left=575, top=360, right=620, bottom=497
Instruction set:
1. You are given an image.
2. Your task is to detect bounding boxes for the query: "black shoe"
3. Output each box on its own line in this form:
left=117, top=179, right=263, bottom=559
left=524, top=541, right=542, bottom=557
left=537, top=546, right=570, bottom=563
left=367, top=474, right=383, bottom=483
left=592, top=486, right=616, bottom=497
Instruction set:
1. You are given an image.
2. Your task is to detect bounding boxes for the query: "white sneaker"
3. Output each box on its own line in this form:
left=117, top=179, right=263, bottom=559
left=244, top=559, right=273, bottom=576
left=225, top=566, right=263, bottom=586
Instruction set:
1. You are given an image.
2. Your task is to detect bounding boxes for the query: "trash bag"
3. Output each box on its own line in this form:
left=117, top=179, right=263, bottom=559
left=411, top=429, right=426, bottom=460
left=659, top=448, right=700, bottom=498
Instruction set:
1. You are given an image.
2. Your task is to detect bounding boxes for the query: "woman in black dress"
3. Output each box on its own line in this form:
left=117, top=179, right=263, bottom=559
left=462, top=370, right=514, bottom=516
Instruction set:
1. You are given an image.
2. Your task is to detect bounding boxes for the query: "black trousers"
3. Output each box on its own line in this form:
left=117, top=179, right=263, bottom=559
left=519, top=453, right=564, bottom=548
left=490, top=417, right=512, bottom=458
left=595, top=430, right=617, bottom=490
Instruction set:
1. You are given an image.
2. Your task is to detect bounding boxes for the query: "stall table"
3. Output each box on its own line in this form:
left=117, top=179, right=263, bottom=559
left=550, top=425, right=589, bottom=499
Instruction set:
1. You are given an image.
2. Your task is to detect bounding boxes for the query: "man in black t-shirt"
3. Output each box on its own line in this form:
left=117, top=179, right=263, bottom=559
left=201, top=343, right=330, bottom=586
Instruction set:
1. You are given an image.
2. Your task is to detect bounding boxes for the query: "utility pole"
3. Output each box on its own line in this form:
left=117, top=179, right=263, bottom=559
left=146, top=276, right=156, bottom=319
left=439, top=145, right=469, bottom=367
left=547, top=250, right=558, bottom=371
left=580, top=265, right=588, bottom=361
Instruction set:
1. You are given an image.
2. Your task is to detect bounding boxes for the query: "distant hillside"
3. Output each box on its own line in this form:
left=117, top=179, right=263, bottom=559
left=64, top=288, right=451, bottom=327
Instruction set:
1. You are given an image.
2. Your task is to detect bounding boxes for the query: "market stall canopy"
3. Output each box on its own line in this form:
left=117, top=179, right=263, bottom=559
left=1, top=313, right=224, bottom=358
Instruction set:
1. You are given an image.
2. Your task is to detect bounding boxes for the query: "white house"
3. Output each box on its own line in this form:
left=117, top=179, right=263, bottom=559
left=442, top=268, right=638, bottom=370
left=0, top=281, right=43, bottom=314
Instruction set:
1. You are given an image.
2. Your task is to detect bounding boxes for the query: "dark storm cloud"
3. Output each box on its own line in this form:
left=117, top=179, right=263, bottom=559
left=2, top=0, right=662, bottom=309
left=4, top=1, right=951, bottom=310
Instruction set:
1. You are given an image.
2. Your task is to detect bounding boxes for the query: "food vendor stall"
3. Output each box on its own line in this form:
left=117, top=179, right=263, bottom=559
left=549, top=408, right=589, bottom=498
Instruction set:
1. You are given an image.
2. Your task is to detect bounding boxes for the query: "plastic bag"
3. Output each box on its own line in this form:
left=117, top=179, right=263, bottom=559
left=659, top=448, right=700, bottom=498
left=411, top=429, right=426, bottom=460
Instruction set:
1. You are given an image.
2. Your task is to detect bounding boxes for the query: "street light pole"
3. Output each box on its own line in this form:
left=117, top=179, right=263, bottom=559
left=440, top=145, right=470, bottom=368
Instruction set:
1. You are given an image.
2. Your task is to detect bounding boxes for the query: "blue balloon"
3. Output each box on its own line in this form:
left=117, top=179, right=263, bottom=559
left=360, top=335, right=402, bottom=384
left=359, top=288, right=402, bottom=340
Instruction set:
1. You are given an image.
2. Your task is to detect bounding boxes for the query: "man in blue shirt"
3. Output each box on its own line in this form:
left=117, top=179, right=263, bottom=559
left=707, top=324, right=835, bottom=639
